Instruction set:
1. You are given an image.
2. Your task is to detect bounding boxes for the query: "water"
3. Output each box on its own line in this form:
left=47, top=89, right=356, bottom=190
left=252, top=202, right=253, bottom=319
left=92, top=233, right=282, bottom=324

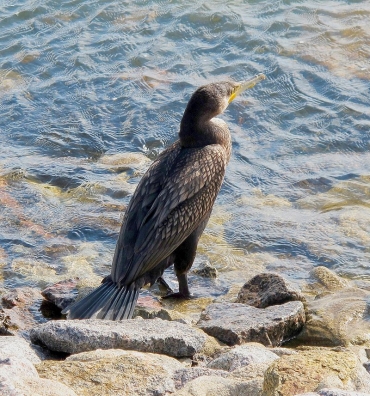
left=0, top=0, right=370, bottom=313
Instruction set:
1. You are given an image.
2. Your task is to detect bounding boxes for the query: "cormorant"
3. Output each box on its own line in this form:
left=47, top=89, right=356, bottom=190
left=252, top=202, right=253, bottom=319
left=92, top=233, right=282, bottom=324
left=62, top=73, right=266, bottom=320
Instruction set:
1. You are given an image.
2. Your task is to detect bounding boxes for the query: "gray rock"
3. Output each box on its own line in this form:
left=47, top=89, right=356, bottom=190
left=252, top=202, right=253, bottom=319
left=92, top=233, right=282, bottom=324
left=318, top=390, right=370, bottom=396
left=197, top=301, right=305, bottom=346
left=173, top=367, right=229, bottom=389
left=236, top=273, right=305, bottom=307
left=0, top=336, right=43, bottom=364
left=207, top=343, right=279, bottom=371
left=41, top=278, right=79, bottom=310
left=297, top=390, right=370, bottom=396
left=173, top=375, right=262, bottom=396
left=30, top=318, right=207, bottom=357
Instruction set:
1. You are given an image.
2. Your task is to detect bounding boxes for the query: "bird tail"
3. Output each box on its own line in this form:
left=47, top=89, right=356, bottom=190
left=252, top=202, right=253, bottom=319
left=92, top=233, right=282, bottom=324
left=62, top=280, right=139, bottom=320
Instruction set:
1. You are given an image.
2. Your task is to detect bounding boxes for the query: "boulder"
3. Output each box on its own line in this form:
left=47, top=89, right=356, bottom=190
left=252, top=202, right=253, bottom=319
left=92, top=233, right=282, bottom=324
left=262, top=348, right=370, bottom=395
left=236, top=273, right=304, bottom=307
left=30, top=318, right=207, bottom=357
left=36, top=348, right=183, bottom=396
left=197, top=301, right=305, bottom=346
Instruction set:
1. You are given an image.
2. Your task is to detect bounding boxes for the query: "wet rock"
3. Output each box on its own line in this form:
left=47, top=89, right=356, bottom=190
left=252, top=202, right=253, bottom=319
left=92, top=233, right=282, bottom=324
left=193, top=261, right=218, bottom=278
left=207, top=343, right=279, bottom=371
left=262, top=348, right=370, bottom=395
left=0, top=336, right=43, bottom=364
left=0, top=306, right=36, bottom=334
left=236, top=273, right=305, bottom=307
left=295, top=287, right=370, bottom=347
left=173, top=375, right=259, bottom=396
left=197, top=301, right=305, bottom=346
left=0, top=287, right=42, bottom=334
left=0, top=356, right=77, bottom=396
left=132, top=295, right=190, bottom=324
left=30, top=318, right=208, bottom=357
left=310, top=266, right=349, bottom=292
left=36, top=348, right=182, bottom=396
left=41, top=278, right=79, bottom=310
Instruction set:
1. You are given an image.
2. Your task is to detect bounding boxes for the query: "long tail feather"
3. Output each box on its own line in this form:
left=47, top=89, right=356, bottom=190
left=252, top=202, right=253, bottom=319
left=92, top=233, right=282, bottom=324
left=62, top=281, right=140, bottom=320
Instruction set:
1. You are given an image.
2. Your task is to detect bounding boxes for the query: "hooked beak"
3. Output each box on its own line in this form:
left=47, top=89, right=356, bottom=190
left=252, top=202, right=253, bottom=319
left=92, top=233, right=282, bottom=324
left=228, top=73, right=266, bottom=103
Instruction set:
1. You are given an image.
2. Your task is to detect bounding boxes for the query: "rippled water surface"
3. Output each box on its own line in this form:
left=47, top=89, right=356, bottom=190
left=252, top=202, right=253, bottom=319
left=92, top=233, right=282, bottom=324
left=1, top=0, right=370, bottom=311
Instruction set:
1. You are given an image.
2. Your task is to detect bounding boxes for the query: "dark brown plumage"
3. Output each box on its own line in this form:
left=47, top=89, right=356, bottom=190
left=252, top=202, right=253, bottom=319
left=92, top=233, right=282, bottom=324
left=63, top=74, right=265, bottom=320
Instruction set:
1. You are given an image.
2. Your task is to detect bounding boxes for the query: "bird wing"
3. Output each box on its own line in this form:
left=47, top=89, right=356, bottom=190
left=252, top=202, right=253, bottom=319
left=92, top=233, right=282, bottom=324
left=111, top=142, right=227, bottom=285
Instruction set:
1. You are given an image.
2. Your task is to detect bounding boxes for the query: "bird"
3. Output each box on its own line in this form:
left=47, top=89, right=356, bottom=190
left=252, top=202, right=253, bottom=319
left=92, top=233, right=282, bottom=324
left=62, top=73, right=266, bottom=320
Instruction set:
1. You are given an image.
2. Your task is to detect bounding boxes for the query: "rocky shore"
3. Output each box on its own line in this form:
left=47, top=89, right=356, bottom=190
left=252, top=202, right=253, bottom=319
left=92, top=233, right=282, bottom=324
left=1, top=268, right=370, bottom=395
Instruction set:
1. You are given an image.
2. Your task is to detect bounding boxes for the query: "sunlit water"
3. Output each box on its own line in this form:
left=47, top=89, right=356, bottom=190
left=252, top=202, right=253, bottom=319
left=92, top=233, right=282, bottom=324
left=0, top=0, right=370, bottom=319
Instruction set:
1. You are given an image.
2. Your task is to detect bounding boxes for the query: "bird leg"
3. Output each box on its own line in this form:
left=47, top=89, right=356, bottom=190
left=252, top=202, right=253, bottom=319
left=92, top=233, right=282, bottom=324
left=162, top=273, right=191, bottom=299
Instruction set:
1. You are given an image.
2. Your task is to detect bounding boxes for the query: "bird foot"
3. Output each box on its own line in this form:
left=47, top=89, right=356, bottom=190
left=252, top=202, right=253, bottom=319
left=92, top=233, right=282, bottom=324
left=162, top=292, right=192, bottom=300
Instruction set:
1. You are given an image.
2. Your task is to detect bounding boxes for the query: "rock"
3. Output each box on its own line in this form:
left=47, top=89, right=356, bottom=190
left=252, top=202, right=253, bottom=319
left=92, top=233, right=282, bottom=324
left=173, top=375, right=259, bottom=396
left=36, top=348, right=183, bottom=396
left=41, top=278, right=79, bottom=310
left=318, top=390, right=370, bottom=396
left=193, top=261, right=218, bottom=278
left=262, top=348, right=370, bottom=395
left=297, top=390, right=370, bottom=396
left=0, top=288, right=42, bottom=334
left=0, top=336, right=43, bottom=364
left=271, top=347, right=298, bottom=357
left=0, top=356, right=77, bottom=396
left=207, top=343, right=279, bottom=371
left=0, top=306, right=36, bottom=334
left=295, top=287, right=370, bottom=346
left=30, top=318, right=207, bottom=357
left=310, top=267, right=348, bottom=292
left=173, top=367, right=229, bottom=389
left=236, top=273, right=305, bottom=308
left=133, top=296, right=190, bottom=324
left=197, top=301, right=305, bottom=346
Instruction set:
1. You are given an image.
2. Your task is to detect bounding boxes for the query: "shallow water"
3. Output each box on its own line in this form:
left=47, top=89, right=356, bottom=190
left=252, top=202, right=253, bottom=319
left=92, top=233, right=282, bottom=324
left=0, top=0, right=370, bottom=318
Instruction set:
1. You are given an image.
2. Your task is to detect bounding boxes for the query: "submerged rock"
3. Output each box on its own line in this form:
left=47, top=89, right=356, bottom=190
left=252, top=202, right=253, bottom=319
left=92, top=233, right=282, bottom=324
left=36, top=349, right=182, bottom=396
left=236, top=273, right=305, bottom=308
left=193, top=261, right=218, bottom=278
left=297, top=267, right=370, bottom=347
left=30, top=318, right=207, bottom=357
left=310, top=266, right=349, bottom=293
left=262, top=347, right=370, bottom=395
left=197, top=301, right=305, bottom=346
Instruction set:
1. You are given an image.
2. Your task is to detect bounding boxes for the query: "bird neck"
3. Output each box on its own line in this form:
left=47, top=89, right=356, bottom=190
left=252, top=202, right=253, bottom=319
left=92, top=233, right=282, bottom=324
left=179, top=115, right=231, bottom=162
